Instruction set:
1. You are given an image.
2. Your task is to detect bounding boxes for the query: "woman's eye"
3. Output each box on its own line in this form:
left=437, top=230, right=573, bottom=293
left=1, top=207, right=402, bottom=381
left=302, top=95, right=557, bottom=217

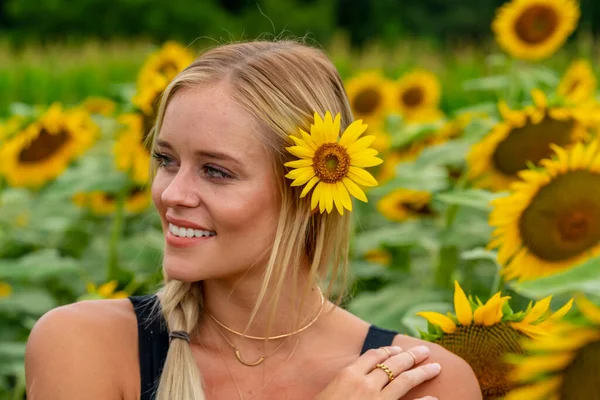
left=203, top=165, right=230, bottom=180
left=152, top=152, right=173, bottom=168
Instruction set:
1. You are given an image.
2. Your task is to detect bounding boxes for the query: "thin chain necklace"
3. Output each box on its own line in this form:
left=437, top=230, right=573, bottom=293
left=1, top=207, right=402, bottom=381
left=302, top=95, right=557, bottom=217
left=210, top=317, right=291, bottom=366
left=206, top=288, right=325, bottom=340
left=214, top=323, right=301, bottom=400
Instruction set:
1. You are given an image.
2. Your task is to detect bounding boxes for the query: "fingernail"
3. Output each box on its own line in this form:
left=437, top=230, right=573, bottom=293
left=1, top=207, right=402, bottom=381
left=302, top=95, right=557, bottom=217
left=426, top=363, right=441, bottom=373
left=415, top=345, right=430, bottom=354
left=391, top=346, right=403, bottom=352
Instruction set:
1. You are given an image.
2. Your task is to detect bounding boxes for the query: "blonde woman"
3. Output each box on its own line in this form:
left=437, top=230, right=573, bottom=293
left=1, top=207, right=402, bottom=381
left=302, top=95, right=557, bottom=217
left=25, top=41, right=481, bottom=400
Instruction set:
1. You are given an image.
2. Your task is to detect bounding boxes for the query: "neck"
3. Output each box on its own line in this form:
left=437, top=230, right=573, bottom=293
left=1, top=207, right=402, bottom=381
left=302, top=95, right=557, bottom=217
left=200, top=264, right=326, bottom=340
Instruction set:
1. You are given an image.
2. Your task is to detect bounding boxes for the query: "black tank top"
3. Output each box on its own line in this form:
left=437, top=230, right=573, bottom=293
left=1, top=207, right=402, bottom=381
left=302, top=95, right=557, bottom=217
left=129, top=294, right=398, bottom=400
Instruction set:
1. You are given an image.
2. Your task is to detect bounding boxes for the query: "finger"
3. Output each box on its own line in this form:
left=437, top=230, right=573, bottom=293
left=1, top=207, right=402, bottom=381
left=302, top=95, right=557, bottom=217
left=353, top=346, right=403, bottom=374
left=383, top=362, right=441, bottom=399
left=415, top=397, right=439, bottom=400
left=368, top=345, right=431, bottom=388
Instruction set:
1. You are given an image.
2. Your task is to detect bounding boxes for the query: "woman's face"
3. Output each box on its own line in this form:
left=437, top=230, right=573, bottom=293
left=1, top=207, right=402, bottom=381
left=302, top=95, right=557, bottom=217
left=151, top=84, right=280, bottom=282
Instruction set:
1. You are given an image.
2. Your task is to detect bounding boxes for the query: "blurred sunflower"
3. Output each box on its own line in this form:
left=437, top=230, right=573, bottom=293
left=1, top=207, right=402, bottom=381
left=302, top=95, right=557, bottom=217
left=0, top=103, right=98, bottom=189
left=0, top=115, right=26, bottom=141
left=363, top=248, right=392, bottom=266
left=489, top=140, right=600, bottom=281
left=73, top=186, right=151, bottom=216
left=417, top=281, right=573, bottom=399
left=0, top=282, right=13, bottom=298
left=84, top=280, right=129, bottom=300
left=132, top=41, right=194, bottom=133
left=345, top=71, right=393, bottom=124
left=377, top=189, right=434, bottom=222
left=285, top=111, right=383, bottom=215
left=114, top=113, right=151, bottom=184
left=392, top=70, right=441, bottom=119
left=81, top=96, right=116, bottom=116
left=467, top=90, right=589, bottom=191
left=557, top=59, right=597, bottom=104
left=492, top=0, right=580, bottom=61
left=505, top=295, right=600, bottom=400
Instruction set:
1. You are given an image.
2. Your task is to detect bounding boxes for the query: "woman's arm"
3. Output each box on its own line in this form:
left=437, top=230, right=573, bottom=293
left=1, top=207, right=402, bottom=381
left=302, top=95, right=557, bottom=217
left=393, top=335, right=482, bottom=400
left=25, top=302, right=124, bottom=400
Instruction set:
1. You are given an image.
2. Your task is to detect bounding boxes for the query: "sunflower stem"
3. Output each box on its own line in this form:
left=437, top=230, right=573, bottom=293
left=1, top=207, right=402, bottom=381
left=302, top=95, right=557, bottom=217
left=107, top=186, right=127, bottom=282
left=435, top=245, right=459, bottom=289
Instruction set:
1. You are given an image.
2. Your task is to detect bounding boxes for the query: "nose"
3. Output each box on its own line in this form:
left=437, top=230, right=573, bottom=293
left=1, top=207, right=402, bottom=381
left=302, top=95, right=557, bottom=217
left=160, top=169, right=201, bottom=208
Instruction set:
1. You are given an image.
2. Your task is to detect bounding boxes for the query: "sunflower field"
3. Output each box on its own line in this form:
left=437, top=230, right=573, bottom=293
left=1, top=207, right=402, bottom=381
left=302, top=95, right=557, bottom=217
left=2, top=0, right=600, bottom=399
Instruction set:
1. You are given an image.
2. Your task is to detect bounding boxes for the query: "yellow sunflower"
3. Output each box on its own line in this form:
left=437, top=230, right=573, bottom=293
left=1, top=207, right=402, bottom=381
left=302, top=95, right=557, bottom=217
left=81, top=96, right=116, bottom=116
left=467, top=90, right=589, bottom=191
left=132, top=41, right=194, bottom=128
left=84, top=280, right=129, bottom=300
left=377, top=189, right=434, bottom=222
left=391, top=70, right=441, bottom=119
left=557, top=59, right=597, bottom=104
left=489, top=139, right=600, bottom=281
left=284, top=111, right=383, bottom=215
left=0, top=282, right=13, bottom=298
left=417, top=280, right=573, bottom=399
left=0, top=103, right=98, bottom=189
left=345, top=71, right=393, bottom=124
left=73, top=186, right=151, bottom=216
left=492, top=0, right=580, bottom=61
left=505, top=295, right=600, bottom=400
left=114, top=113, right=151, bottom=184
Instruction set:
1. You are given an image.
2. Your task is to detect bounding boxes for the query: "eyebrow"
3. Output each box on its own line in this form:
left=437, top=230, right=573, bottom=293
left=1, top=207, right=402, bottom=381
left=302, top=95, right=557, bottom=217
left=155, top=139, right=241, bottom=166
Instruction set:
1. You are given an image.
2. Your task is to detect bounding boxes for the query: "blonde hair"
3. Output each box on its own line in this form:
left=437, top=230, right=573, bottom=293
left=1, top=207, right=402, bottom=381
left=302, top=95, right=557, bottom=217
left=148, top=40, right=354, bottom=400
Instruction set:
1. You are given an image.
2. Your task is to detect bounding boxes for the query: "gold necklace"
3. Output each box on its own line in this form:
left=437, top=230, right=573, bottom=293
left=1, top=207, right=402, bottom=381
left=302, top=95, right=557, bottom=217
left=210, top=317, right=291, bottom=366
left=206, top=288, right=325, bottom=340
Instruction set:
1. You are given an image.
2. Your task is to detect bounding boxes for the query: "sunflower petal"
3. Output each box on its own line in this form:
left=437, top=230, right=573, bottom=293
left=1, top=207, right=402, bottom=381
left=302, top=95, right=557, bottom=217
left=521, top=296, right=552, bottom=325
left=454, top=280, right=473, bottom=326
left=350, top=156, right=384, bottom=168
left=284, top=159, right=313, bottom=168
left=342, top=177, right=368, bottom=202
left=300, top=176, right=320, bottom=198
left=323, top=184, right=334, bottom=213
left=416, top=312, right=457, bottom=334
left=336, top=181, right=353, bottom=212
left=339, top=120, right=368, bottom=147
left=311, top=182, right=323, bottom=211
left=576, top=295, right=600, bottom=324
left=347, top=166, right=378, bottom=187
left=346, top=135, right=377, bottom=155
left=287, top=146, right=315, bottom=159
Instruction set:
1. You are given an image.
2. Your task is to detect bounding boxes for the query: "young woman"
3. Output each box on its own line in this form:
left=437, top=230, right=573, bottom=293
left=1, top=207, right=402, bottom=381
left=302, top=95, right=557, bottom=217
left=25, top=40, right=481, bottom=400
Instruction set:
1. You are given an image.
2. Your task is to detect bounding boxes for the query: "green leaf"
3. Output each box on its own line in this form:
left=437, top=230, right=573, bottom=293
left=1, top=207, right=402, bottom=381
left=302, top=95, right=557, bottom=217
left=372, top=162, right=449, bottom=195
left=0, top=249, right=80, bottom=280
left=354, top=222, right=435, bottom=255
left=510, top=256, right=600, bottom=298
left=0, top=289, right=57, bottom=316
left=463, top=75, right=509, bottom=92
left=414, top=140, right=471, bottom=168
left=435, top=189, right=506, bottom=211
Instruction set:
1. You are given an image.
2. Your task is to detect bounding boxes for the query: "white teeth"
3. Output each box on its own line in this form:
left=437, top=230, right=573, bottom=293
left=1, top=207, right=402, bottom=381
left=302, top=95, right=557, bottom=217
left=168, top=223, right=216, bottom=238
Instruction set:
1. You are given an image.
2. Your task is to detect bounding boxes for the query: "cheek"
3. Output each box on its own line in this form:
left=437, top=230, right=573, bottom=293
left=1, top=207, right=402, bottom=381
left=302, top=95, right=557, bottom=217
left=151, top=177, right=166, bottom=211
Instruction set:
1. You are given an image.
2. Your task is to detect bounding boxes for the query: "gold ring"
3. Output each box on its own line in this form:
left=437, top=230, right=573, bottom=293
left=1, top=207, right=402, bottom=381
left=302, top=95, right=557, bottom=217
left=375, top=363, right=395, bottom=382
left=382, top=347, right=392, bottom=357
left=404, top=350, right=417, bottom=367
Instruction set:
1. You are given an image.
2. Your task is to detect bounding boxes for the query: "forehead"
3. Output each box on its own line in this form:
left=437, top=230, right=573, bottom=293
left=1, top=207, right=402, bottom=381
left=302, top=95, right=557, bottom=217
left=158, top=85, right=267, bottom=160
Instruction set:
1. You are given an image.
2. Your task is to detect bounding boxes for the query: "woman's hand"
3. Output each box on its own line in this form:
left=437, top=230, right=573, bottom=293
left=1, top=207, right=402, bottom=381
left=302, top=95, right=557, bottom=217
left=315, top=345, right=441, bottom=400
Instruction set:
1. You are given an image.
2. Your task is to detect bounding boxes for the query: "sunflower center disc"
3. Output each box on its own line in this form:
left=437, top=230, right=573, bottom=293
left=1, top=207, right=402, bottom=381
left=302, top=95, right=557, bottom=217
left=18, top=128, right=70, bottom=164
left=519, top=170, right=600, bottom=262
left=399, top=200, right=433, bottom=216
left=313, top=143, right=350, bottom=183
left=435, top=323, right=526, bottom=399
left=401, top=87, right=424, bottom=108
left=560, top=339, right=600, bottom=400
left=352, top=88, right=381, bottom=115
left=492, top=116, right=575, bottom=176
left=514, top=5, right=558, bottom=44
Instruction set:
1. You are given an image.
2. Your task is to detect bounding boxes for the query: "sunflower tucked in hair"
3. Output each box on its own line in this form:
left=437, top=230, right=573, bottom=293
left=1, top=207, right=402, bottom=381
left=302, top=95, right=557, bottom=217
left=505, top=295, right=600, bottom=400
left=0, top=103, right=98, bottom=189
left=132, top=41, right=194, bottom=134
left=114, top=113, right=151, bottom=184
left=489, top=139, right=600, bottom=281
left=492, top=0, right=580, bottom=61
left=284, top=111, right=383, bottom=215
left=73, top=186, right=151, bottom=216
left=345, top=71, right=393, bottom=125
left=557, top=59, right=597, bottom=104
left=377, top=189, right=435, bottom=222
left=417, top=281, right=573, bottom=399
left=467, top=90, right=589, bottom=191
left=391, top=70, right=441, bottom=119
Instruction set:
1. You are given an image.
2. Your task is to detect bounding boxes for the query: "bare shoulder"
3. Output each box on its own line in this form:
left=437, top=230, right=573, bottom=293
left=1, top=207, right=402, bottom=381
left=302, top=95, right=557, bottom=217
left=25, top=298, right=140, bottom=400
left=393, top=334, right=482, bottom=400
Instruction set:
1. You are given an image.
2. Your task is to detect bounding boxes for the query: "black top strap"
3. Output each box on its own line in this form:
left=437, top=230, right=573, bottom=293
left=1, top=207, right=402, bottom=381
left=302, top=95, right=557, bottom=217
left=129, top=295, right=169, bottom=400
left=360, top=325, right=398, bottom=355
